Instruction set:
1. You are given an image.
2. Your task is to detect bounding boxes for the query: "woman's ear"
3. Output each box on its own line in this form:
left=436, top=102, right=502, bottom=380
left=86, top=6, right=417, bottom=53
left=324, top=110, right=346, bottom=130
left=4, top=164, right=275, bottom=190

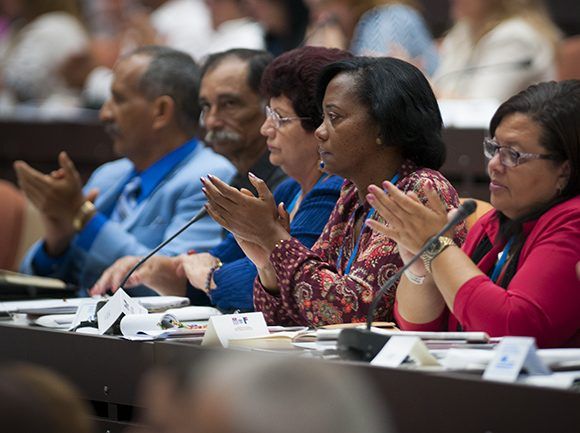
left=556, top=160, right=571, bottom=193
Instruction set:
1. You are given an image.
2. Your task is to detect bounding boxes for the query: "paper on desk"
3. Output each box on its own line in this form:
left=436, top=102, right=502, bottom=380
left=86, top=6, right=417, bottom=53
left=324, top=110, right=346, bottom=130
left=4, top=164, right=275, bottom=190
left=0, top=295, right=191, bottom=315
left=120, top=307, right=220, bottom=336
left=371, top=328, right=489, bottom=342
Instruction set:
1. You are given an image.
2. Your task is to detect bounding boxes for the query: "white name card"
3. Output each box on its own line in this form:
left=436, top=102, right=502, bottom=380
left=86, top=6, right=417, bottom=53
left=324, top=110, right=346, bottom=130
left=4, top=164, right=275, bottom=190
left=97, top=288, right=147, bottom=334
left=371, top=336, right=440, bottom=368
left=69, top=299, right=98, bottom=331
left=202, top=312, right=269, bottom=348
left=483, top=337, right=551, bottom=383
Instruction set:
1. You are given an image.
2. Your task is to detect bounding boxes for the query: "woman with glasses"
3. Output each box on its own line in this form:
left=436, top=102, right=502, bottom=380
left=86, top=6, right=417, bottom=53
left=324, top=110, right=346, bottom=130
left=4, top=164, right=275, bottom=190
left=202, top=57, right=463, bottom=326
left=91, top=46, right=349, bottom=311
left=367, top=80, right=580, bottom=348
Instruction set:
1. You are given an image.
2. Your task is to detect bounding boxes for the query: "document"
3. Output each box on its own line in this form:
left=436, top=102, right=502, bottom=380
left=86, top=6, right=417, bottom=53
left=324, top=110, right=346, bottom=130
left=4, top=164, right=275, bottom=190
left=0, top=295, right=191, bottom=315
left=119, top=306, right=222, bottom=340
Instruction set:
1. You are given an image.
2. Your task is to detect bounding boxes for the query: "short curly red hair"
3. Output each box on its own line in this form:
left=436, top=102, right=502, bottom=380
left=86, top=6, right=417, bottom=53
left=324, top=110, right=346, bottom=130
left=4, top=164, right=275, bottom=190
left=260, top=46, right=352, bottom=131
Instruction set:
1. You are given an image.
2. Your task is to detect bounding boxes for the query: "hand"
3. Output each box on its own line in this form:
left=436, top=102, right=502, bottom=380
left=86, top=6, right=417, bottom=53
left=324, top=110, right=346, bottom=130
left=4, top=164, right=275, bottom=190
left=91, top=255, right=187, bottom=296
left=179, top=253, right=220, bottom=291
left=365, top=180, right=449, bottom=255
left=202, top=173, right=291, bottom=250
left=91, top=256, right=142, bottom=295
left=233, top=234, right=272, bottom=270
left=14, top=152, right=96, bottom=255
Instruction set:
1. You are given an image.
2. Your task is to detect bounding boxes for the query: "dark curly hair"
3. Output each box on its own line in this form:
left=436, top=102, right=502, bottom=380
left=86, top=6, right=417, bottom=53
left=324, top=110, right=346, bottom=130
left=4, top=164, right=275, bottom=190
left=260, top=46, right=352, bottom=132
left=316, top=56, right=445, bottom=169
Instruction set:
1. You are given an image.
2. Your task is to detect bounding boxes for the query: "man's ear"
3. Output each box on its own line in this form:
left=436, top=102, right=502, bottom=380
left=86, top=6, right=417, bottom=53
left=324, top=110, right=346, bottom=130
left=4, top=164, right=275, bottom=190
left=152, top=95, right=175, bottom=130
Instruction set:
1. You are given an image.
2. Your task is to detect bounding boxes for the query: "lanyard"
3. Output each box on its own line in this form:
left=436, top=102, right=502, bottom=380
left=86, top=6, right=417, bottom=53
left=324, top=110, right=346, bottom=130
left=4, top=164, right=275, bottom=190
left=490, top=237, right=514, bottom=283
left=336, top=173, right=399, bottom=275
left=286, top=173, right=329, bottom=213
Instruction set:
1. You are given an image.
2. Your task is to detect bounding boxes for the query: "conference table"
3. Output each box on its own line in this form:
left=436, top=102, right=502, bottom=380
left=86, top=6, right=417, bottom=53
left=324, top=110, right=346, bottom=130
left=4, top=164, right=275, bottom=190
left=1, top=322, right=579, bottom=433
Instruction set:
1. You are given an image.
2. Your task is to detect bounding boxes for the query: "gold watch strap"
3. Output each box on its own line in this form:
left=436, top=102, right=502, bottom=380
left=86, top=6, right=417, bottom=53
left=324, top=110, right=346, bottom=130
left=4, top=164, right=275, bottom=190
left=421, top=236, right=456, bottom=273
left=72, top=201, right=97, bottom=232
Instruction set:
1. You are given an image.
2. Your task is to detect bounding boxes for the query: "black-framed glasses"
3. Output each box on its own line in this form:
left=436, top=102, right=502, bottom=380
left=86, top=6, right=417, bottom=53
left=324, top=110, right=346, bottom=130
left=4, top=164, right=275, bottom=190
left=483, top=137, right=560, bottom=167
left=265, top=105, right=310, bottom=129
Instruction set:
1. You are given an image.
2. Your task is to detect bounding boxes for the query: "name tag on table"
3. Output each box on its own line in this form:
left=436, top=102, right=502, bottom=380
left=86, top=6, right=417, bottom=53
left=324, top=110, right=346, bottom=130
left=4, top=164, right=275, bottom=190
left=483, top=337, right=551, bottom=383
left=371, top=336, right=440, bottom=367
left=97, top=288, right=148, bottom=334
left=202, top=312, right=269, bottom=348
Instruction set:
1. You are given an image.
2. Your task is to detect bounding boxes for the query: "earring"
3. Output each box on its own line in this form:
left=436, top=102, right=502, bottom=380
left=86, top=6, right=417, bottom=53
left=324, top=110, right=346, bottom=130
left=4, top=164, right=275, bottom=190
left=318, top=160, right=325, bottom=171
left=376, top=137, right=382, bottom=145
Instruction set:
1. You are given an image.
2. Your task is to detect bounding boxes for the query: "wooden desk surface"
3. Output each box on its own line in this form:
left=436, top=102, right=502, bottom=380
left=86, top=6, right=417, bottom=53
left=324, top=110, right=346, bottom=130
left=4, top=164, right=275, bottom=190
left=1, top=323, right=579, bottom=433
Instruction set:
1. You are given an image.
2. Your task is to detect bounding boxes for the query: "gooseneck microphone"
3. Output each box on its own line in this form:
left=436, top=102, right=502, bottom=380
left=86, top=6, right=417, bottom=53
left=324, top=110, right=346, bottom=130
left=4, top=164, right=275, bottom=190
left=117, top=207, right=208, bottom=291
left=337, top=200, right=477, bottom=361
left=434, top=58, right=533, bottom=85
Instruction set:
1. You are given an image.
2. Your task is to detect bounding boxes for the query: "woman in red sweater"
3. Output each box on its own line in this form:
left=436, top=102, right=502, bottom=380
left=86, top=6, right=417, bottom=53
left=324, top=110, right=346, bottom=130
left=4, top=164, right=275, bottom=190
left=367, top=80, right=580, bottom=348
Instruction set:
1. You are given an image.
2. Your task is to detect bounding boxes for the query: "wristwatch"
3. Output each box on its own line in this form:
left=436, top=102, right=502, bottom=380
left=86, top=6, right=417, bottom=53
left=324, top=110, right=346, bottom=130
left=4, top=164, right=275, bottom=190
left=421, top=236, right=456, bottom=273
left=72, top=201, right=97, bottom=232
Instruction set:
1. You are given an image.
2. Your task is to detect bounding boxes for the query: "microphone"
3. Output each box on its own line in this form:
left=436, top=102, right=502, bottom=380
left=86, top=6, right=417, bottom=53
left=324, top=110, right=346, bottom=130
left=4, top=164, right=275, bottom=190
left=117, top=207, right=208, bottom=291
left=337, top=200, right=477, bottom=361
left=434, top=58, right=533, bottom=85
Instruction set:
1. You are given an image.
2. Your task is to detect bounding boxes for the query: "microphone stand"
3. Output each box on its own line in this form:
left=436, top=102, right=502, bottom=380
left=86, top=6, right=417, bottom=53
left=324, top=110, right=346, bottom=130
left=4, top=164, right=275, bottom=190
left=117, top=208, right=208, bottom=291
left=337, top=200, right=477, bottom=361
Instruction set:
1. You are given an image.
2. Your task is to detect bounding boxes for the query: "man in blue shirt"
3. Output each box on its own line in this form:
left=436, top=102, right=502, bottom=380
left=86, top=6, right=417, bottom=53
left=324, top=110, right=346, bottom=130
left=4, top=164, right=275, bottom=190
left=15, top=46, right=235, bottom=292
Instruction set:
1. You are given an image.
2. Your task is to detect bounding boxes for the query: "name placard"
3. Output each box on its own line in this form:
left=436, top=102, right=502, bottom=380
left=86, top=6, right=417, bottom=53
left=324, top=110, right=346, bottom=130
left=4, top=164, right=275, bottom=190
left=483, top=337, right=551, bottom=382
left=97, top=289, right=147, bottom=334
left=371, top=336, right=440, bottom=367
left=202, top=312, right=269, bottom=347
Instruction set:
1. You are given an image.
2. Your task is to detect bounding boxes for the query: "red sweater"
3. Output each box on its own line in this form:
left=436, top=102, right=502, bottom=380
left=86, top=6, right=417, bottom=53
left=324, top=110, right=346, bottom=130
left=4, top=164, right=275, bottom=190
left=395, top=195, right=580, bottom=348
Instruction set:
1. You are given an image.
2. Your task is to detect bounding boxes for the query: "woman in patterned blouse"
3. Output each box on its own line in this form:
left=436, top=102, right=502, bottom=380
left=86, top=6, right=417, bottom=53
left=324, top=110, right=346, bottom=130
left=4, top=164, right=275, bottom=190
left=202, top=57, right=464, bottom=326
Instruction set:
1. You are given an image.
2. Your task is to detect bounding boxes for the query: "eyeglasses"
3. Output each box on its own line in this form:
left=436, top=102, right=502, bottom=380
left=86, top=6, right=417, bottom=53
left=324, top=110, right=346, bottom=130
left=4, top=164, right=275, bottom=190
left=483, top=137, right=560, bottom=167
left=265, top=105, right=310, bottom=129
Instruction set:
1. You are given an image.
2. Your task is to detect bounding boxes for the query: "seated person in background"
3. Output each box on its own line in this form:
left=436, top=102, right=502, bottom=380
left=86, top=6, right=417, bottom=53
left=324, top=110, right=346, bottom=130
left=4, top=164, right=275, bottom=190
left=64, top=0, right=214, bottom=106
left=433, top=0, right=560, bottom=101
left=92, top=46, right=349, bottom=312
left=15, top=46, right=235, bottom=294
left=198, top=0, right=265, bottom=58
left=0, top=0, right=88, bottom=106
left=202, top=57, right=464, bottom=326
left=368, top=80, right=580, bottom=348
left=0, top=364, right=95, bottom=433
left=243, top=0, right=310, bottom=56
left=134, top=354, right=391, bottom=433
left=306, top=0, right=438, bottom=76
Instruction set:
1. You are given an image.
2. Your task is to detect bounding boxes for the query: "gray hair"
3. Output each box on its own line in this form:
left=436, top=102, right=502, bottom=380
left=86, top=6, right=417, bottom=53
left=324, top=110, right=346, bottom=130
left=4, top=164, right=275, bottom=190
left=125, top=45, right=201, bottom=134
left=189, top=353, right=394, bottom=433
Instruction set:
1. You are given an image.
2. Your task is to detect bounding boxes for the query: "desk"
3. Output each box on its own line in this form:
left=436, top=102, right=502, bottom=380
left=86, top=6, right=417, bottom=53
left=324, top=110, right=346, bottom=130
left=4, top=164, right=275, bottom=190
left=1, top=323, right=579, bottom=433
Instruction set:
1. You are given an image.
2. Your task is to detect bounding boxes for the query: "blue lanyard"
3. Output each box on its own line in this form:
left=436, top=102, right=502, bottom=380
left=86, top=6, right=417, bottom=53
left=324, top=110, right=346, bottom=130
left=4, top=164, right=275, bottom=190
left=286, top=173, right=328, bottom=213
left=336, top=173, right=399, bottom=275
left=490, top=237, right=514, bottom=283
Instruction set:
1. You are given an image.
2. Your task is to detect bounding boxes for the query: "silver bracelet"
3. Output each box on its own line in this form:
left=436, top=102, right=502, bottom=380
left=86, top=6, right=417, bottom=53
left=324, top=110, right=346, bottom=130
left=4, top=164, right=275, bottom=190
left=404, top=268, right=426, bottom=285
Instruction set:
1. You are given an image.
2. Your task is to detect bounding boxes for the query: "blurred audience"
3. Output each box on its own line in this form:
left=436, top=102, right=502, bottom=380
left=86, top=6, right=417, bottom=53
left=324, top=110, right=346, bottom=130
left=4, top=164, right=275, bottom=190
left=306, top=0, right=438, bottom=75
left=434, top=0, right=560, bottom=101
left=199, top=0, right=264, bottom=59
left=131, top=354, right=393, bottom=433
left=0, top=364, right=94, bottom=433
left=0, top=0, right=88, bottom=107
left=16, top=46, right=234, bottom=293
left=244, top=0, right=309, bottom=56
